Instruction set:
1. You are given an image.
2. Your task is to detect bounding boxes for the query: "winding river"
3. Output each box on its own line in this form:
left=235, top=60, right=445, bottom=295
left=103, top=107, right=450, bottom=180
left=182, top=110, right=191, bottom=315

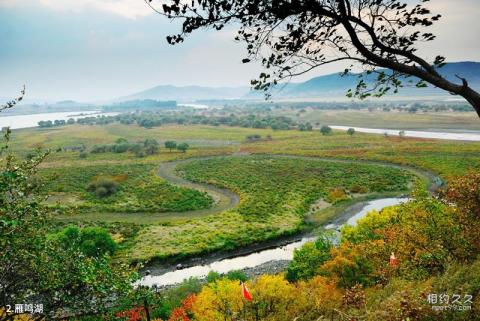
left=138, top=155, right=441, bottom=288
left=140, top=197, right=410, bottom=287
left=0, top=110, right=118, bottom=129
left=330, top=125, right=480, bottom=141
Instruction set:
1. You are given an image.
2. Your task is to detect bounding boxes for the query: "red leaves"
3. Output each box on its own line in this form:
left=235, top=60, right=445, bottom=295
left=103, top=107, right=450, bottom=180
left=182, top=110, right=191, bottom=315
left=115, top=306, right=145, bottom=321
left=168, top=294, right=197, bottom=321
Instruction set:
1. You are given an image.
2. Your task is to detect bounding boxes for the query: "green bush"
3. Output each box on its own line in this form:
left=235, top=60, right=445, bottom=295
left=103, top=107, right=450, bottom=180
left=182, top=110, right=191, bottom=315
left=50, top=225, right=116, bottom=257
left=225, top=270, right=248, bottom=282
left=286, top=234, right=333, bottom=282
left=320, top=125, right=332, bottom=135
left=87, top=177, right=119, bottom=198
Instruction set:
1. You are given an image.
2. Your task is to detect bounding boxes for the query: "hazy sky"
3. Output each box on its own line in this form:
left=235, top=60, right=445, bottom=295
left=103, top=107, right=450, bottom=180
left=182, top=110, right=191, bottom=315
left=1, top=0, right=479, bottom=102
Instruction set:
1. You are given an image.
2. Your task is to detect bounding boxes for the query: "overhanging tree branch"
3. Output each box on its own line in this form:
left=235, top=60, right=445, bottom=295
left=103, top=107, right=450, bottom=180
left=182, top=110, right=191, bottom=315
left=148, top=0, right=480, bottom=118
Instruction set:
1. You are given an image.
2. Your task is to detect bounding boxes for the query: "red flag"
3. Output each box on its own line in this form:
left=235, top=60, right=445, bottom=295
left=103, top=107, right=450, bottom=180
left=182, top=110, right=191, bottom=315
left=389, top=252, right=398, bottom=267
left=241, top=282, right=253, bottom=301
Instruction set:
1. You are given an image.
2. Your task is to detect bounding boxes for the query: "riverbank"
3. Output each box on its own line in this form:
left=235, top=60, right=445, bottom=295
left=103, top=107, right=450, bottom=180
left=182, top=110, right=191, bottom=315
left=139, top=195, right=415, bottom=288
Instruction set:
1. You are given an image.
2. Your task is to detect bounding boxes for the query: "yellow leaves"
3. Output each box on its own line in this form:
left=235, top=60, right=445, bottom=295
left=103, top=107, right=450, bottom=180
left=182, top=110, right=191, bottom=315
left=326, top=187, right=349, bottom=204
left=191, top=275, right=343, bottom=321
left=298, top=276, right=343, bottom=316
left=0, top=309, right=35, bottom=321
left=192, top=278, right=245, bottom=321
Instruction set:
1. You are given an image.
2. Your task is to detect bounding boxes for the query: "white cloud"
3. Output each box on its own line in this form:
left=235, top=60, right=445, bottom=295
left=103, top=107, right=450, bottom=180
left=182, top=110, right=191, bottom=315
left=45, top=0, right=155, bottom=19
left=0, top=0, right=154, bottom=19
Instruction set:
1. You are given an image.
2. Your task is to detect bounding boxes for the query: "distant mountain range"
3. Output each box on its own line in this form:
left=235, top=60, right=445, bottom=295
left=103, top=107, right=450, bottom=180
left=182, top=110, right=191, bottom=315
left=120, top=85, right=250, bottom=102
left=121, top=62, right=480, bottom=102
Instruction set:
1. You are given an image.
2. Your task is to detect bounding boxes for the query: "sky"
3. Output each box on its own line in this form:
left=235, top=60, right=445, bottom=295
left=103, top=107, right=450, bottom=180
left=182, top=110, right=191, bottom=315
left=0, top=0, right=479, bottom=102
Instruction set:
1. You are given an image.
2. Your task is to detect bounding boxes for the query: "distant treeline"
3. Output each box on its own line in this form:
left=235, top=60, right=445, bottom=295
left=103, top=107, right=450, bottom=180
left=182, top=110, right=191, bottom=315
left=200, top=100, right=475, bottom=113
left=38, top=112, right=311, bottom=131
left=102, top=99, right=177, bottom=112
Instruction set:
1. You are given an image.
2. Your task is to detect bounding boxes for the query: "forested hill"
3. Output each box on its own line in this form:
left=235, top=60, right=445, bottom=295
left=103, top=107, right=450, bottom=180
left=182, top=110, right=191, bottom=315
left=272, top=61, right=480, bottom=99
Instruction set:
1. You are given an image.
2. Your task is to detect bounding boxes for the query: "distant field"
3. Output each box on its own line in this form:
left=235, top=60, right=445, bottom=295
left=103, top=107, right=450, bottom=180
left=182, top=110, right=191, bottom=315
left=285, top=109, right=480, bottom=131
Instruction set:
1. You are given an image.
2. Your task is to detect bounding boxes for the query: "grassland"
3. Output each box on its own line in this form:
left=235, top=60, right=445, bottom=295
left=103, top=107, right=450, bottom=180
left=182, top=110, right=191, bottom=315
left=127, top=155, right=414, bottom=262
left=9, top=122, right=480, bottom=263
left=41, top=163, right=213, bottom=213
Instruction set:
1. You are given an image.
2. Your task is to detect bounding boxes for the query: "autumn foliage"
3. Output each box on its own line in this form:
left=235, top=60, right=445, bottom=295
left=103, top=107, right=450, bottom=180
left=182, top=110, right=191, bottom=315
left=115, top=306, right=145, bottom=321
left=168, top=295, right=196, bottom=321
left=171, top=174, right=480, bottom=321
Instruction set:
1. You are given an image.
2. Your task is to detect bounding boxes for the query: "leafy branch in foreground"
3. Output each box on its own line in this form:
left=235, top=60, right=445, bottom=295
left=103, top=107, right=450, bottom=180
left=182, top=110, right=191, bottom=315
left=148, top=0, right=480, bottom=117
left=0, top=90, right=137, bottom=320
left=0, top=85, right=25, bottom=112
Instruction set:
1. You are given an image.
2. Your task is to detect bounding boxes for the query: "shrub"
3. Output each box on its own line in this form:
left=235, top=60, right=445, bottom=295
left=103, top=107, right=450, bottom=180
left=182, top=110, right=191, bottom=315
left=80, top=226, right=117, bottom=257
left=87, top=177, right=119, bottom=198
left=347, top=128, right=355, bottom=135
left=327, top=187, right=349, bottom=203
left=246, top=134, right=262, bottom=141
left=206, top=271, right=221, bottom=283
left=320, top=125, right=332, bottom=135
left=225, top=270, right=248, bottom=282
left=79, top=151, right=88, bottom=159
left=113, top=143, right=130, bottom=153
left=286, top=234, right=333, bottom=282
left=50, top=225, right=116, bottom=257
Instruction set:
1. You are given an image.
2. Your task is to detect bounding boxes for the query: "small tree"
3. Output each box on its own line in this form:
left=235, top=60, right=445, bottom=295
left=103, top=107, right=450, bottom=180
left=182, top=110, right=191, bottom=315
left=347, top=128, right=355, bottom=136
left=165, top=140, right=177, bottom=152
left=144, top=138, right=159, bottom=155
left=320, top=125, right=332, bottom=135
left=177, top=143, right=189, bottom=153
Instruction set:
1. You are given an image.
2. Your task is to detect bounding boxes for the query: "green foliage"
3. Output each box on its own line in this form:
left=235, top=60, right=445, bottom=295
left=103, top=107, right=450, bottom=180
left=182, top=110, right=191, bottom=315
left=320, top=125, right=332, bottom=135
left=298, top=122, right=313, bottom=131
left=286, top=234, right=333, bottom=282
left=144, top=138, right=160, bottom=155
left=165, top=140, right=177, bottom=151
left=347, top=128, right=355, bottom=135
left=225, top=270, right=248, bottom=282
left=207, top=270, right=248, bottom=283
left=0, top=117, right=136, bottom=317
left=91, top=138, right=161, bottom=156
left=0, top=127, right=50, bottom=310
left=50, top=225, right=117, bottom=257
left=177, top=142, right=189, bottom=153
left=206, top=270, right=221, bottom=283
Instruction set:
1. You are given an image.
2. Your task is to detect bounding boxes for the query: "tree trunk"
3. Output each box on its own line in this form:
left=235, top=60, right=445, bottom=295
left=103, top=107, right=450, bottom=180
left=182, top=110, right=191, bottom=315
left=460, top=86, right=480, bottom=118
